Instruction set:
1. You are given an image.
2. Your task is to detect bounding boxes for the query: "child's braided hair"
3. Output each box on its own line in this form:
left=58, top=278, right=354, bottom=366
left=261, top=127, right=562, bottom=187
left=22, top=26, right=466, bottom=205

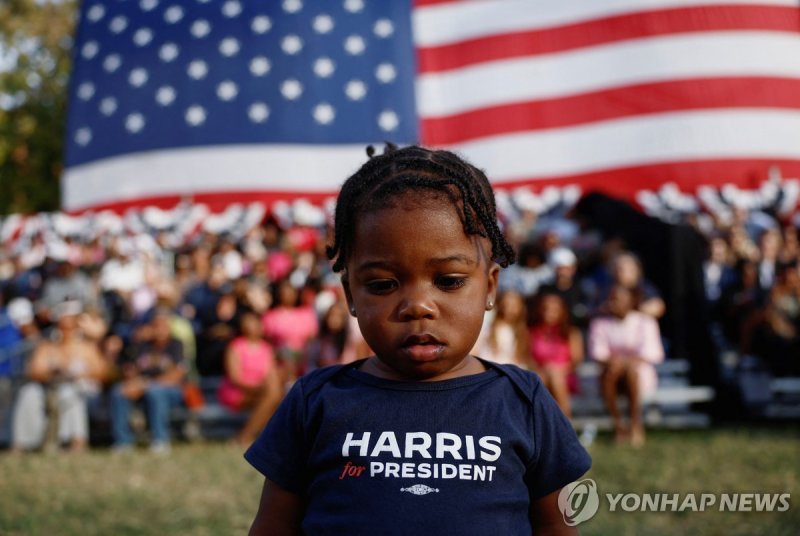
left=326, top=144, right=516, bottom=273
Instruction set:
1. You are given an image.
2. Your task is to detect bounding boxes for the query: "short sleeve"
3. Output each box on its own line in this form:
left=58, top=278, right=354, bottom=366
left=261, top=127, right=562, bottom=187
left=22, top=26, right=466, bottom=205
left=525, top=380, right=592, bottom=499
left=588, top=318, right=610, bottom=362
left=637, top=315, right=665, bottom=364
left=244, top=379, right=308, bottom=494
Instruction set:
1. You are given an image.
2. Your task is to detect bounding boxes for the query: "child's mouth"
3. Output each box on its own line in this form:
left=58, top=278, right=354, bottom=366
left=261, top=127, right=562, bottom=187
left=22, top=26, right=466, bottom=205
left=401, top=335, right=444, bottom=362
left=401, top=344, right=444, bottom=362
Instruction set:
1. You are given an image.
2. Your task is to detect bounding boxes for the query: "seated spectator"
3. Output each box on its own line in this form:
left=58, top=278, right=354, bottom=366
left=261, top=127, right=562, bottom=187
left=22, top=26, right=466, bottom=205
left=195, top=274, right=238, bottom=377
left=38, top=253, right=97, bottom=326
left=0, top=293, right=24, bottom=444
left=218, top=311, right=281, bottom=447
left=703, top=235, right=737, bottom=315
left=473, top=291, right=530, bottom=367
left=750, top=261, right=800, bottom=376
left=589, top=285, right=665, bottom=447
left=779, top=224, right=799, bottom=265
left=757, top=228, right=782, bottom=292
left=305, top=300, right=350, bottom=370
left=539, top=246, right=590, bottom=328
left=596, top=251, right=665, bottom=319
left=262, top=279, right=319, bottom=382
left=720, top=258, right=765, bottom=349
left=528, top=292, right=583, bottom=418
left=11, top=301, right=106, bottom=453
left=110, top=310, right=186, bottom=453
left=497, top=242, right=553, bottom=298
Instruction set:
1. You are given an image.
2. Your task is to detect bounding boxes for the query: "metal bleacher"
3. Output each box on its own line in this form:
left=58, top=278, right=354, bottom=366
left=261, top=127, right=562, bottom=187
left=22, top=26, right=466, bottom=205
left=570, top=359, right=715, bottom=431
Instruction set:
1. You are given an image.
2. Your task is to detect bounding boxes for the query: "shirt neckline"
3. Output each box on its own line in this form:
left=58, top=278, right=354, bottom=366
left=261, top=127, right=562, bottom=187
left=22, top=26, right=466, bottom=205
left=344, top=358, right=502, bottom=392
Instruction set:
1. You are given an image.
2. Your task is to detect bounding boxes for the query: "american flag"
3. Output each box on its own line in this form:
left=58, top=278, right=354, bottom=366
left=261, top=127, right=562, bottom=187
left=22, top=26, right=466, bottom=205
left=63, top=0, right=800, bottom=213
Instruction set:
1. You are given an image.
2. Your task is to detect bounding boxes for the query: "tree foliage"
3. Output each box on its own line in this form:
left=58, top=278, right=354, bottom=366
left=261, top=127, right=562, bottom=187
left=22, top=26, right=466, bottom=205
left=0, top=0, right=76, bottom=215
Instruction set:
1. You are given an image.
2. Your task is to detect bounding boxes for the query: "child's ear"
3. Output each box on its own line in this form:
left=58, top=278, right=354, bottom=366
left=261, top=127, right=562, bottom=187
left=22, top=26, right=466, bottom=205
left=341, top=273, right=357, bottom=317
left=486, top=263, right=500, bottom=310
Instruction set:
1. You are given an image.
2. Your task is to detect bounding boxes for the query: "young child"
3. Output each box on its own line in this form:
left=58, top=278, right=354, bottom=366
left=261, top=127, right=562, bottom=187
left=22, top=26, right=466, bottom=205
left=529, top=291, right=584, bottom=418
left=245, top=145, right=591, bottom=535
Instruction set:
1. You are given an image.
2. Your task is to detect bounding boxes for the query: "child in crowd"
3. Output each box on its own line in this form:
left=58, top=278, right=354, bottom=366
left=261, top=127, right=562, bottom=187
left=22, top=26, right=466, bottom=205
left=529, top=292, right=584, bottom=418
left=218, top=311, right=282, bottom=447
left=245, top=145, right=591, bottom=535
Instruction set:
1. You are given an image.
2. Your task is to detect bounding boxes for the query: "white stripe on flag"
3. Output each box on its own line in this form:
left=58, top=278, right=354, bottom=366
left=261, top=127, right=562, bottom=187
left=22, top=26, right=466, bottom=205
left=444, top=109, right=800, bottom=182
left=61, top=145, right=368, bottom=211
left=416, top=32, right=800, bottom=117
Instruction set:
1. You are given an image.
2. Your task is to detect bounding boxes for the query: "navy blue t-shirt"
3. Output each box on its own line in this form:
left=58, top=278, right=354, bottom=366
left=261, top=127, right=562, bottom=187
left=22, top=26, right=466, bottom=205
left=245, top=359, right=591, bottom=535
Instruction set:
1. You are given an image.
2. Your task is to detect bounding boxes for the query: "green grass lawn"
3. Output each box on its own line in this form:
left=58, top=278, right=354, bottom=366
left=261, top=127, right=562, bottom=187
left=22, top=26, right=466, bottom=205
left=0, top=426, right=797, bottom=535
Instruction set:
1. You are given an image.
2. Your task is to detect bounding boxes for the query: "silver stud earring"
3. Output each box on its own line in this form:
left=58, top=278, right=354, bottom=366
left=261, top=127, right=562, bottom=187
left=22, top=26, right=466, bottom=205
left=486, top=300, right=494, bottom=310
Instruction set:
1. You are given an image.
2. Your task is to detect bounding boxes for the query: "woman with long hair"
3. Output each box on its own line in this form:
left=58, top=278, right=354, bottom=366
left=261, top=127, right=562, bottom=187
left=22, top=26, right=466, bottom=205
left=474, top=290, right=530, bottom=367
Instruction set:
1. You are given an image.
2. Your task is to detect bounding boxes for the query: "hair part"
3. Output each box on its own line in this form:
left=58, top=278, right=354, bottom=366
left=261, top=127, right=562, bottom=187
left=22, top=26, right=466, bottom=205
left=326, top=144, right=516, bottom=272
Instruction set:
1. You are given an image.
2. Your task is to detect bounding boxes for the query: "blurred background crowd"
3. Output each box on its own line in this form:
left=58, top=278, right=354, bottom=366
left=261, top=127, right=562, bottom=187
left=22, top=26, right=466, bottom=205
left=1, top=191, right=798, bottom=453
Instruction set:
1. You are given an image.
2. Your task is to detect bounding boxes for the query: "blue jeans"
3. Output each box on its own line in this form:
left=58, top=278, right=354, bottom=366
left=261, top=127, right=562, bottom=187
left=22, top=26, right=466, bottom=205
left=111, top=383, right=183, bottom=446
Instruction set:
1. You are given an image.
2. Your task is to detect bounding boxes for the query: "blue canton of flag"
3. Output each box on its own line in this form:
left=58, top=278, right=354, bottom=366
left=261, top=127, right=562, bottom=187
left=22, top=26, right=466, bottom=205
left=64, top=0, right=416, bottom=211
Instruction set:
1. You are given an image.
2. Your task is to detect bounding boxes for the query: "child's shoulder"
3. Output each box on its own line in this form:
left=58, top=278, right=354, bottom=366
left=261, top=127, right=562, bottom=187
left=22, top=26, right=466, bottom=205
left=479, top=360, right=545, bottom=404
left=294, top=361, right=357, bottom=395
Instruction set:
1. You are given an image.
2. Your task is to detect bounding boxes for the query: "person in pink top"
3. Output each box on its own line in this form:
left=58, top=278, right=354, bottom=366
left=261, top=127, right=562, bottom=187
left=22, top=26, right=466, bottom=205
left=588, top=285, right=665, bottom=447
left=528, top=292, right=583, bottom=418
left=219, top=311, right=282, bottom=447
left=261, top=279, right=319, bottom=382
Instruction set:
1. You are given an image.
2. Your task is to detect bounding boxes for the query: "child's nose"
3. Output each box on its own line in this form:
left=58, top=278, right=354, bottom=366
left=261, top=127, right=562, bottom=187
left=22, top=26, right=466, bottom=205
left=397, top=288, right=436, bottom=320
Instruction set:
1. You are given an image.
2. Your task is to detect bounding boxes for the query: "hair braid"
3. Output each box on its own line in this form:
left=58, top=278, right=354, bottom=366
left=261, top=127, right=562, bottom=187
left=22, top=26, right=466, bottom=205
left=327, top=144, right=516, bottom=272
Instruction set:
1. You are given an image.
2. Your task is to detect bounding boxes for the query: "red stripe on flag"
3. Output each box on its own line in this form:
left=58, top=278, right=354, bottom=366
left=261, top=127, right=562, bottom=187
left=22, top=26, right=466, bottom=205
left=65, top=161, right=800, bottom=215
left=421, top=77, right=800, bottom=145
left=414, top=0, right=463, bottom=6
left=491, top=159, right=800, bottom=203
left=417, top=6, right=800, bottom=74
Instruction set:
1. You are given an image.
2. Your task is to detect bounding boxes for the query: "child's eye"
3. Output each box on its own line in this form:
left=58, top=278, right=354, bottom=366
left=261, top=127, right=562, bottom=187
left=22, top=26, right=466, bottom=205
left=436, top=275, right=467, bottom=290
left=365, top=279, right=397, bottom=294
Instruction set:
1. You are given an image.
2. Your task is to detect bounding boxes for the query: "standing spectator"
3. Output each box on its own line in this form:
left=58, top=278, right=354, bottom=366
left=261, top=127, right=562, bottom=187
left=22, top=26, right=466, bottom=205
left=218, top=311, right=281, bottom=447
left=528, top=292, right=583, bottom=418
left=11, top=301, right=106, bottom=452
left=589, top=285, right=665, bottom=447
left=473, top=291, right=530, bottom=367
left=110, top=310, right=186, bottom=453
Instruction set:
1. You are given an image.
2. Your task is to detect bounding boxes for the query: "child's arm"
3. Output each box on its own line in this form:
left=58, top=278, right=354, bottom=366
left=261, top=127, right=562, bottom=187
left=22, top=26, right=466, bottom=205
left=249, top=478, right=303, bottom=536
left=530, top=488, right=579, bottom=536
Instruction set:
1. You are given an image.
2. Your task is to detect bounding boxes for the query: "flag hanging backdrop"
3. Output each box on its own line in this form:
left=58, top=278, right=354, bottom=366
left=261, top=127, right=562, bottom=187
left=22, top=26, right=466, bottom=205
left=62, top=0, right=800, bottom=213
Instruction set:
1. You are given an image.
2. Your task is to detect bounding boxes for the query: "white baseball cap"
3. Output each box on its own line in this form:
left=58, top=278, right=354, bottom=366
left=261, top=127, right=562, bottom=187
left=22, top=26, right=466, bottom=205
left=548, top=247, right=577, bottom=267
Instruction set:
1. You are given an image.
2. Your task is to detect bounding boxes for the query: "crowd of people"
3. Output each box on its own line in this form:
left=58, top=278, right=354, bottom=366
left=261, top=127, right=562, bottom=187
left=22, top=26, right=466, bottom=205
left=0, top=192, right=798, bottom=453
